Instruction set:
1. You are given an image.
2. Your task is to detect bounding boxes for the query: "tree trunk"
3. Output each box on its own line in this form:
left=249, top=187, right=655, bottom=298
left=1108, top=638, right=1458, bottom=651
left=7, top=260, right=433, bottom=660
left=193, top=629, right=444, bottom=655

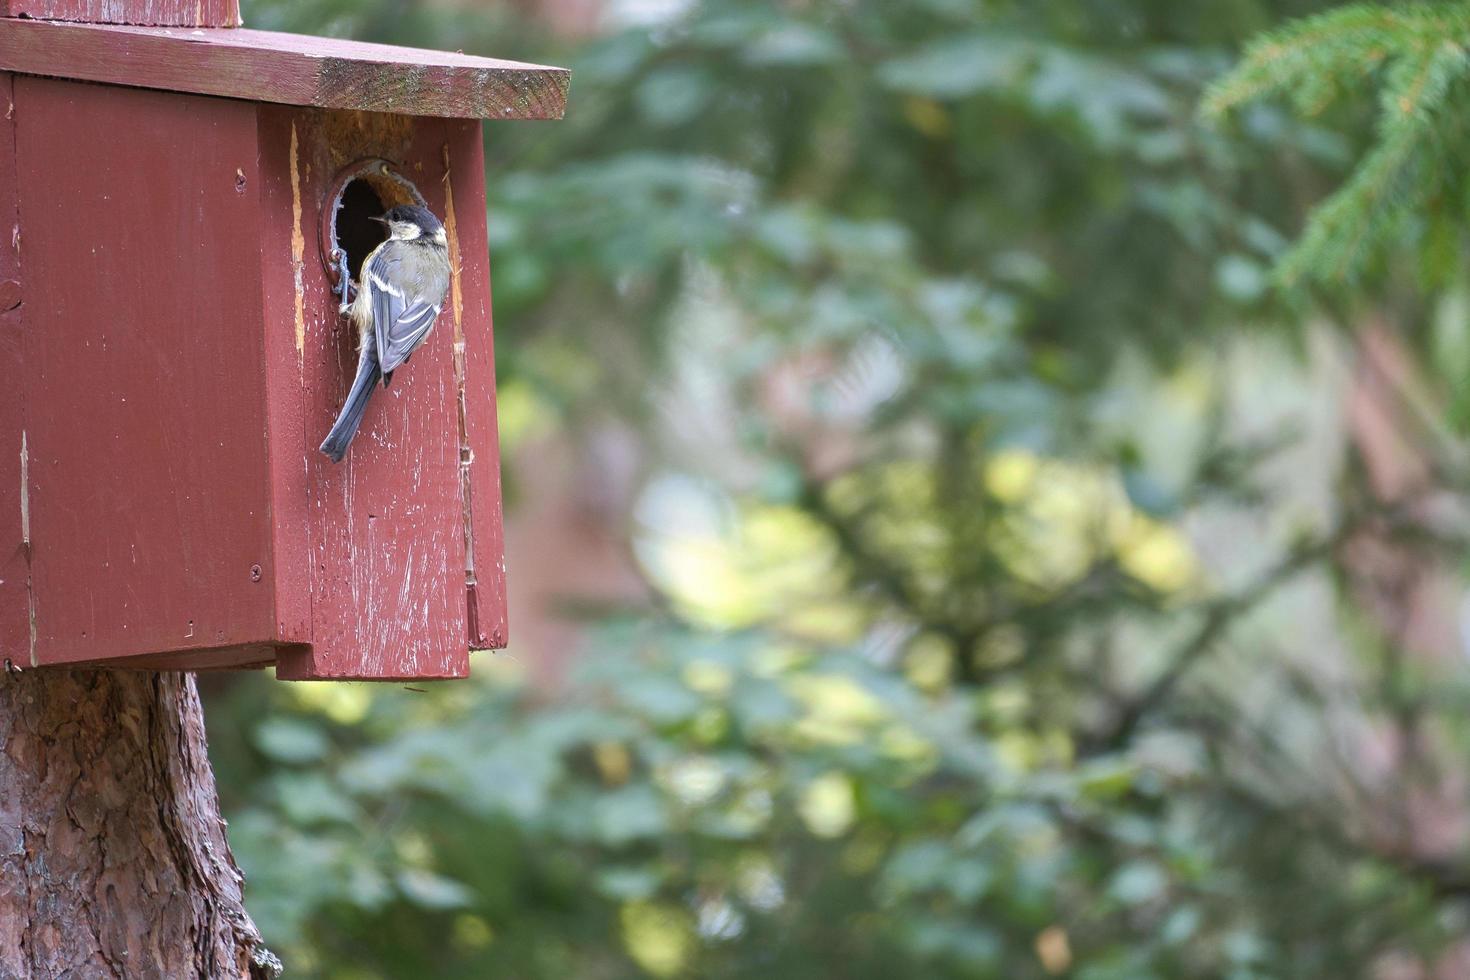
left=0, top=669, right=279, bottom=979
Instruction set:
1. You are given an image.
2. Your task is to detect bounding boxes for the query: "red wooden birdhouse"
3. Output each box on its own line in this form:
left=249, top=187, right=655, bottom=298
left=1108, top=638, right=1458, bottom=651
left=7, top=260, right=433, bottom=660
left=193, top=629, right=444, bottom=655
left=0, top=1, right=567, bottom=679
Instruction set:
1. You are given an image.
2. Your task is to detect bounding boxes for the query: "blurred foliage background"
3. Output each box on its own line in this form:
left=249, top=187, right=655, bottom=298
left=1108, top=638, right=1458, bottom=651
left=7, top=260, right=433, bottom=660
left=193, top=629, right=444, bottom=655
left=212, top=1, right=1470, bottom=976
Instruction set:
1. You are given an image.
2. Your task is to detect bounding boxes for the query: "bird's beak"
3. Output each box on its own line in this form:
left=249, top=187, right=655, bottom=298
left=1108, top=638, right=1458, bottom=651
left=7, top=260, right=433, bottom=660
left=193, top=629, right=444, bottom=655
left=369, top=216, right=388, bottom=225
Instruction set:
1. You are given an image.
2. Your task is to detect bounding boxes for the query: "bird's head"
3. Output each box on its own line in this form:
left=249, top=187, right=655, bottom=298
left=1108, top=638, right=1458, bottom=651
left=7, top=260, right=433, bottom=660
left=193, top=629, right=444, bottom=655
left=372, top=204, right=447, bottom=246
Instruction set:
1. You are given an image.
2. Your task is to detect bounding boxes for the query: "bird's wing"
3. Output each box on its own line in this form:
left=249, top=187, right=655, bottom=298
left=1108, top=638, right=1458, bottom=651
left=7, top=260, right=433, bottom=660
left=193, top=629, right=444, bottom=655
left=366, top=245, right=445, bottom=378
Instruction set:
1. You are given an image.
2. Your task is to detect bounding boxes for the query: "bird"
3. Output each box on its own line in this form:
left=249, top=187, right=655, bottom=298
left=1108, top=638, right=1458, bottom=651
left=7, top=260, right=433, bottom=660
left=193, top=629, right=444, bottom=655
left=320, top=204, right=451, bottom=463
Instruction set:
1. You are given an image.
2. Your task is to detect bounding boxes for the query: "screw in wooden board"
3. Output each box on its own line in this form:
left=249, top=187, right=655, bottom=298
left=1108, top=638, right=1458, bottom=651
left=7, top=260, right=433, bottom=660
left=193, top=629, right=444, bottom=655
left=250, top=564, right=262, bottom=583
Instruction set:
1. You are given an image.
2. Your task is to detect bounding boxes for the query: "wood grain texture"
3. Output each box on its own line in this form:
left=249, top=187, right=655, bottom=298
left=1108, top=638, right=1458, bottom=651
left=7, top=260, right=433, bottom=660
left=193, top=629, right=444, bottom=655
left=0, top=20, right=568, bottom=120
left=446, top=118, right=510, bottom=650
left=0, top=0, right=240, bottom=27
left=0, top=670, right=278, bottom=979
left=14, top=77, right=288, bottom=667
left=261, top=106, right=473, bottom=680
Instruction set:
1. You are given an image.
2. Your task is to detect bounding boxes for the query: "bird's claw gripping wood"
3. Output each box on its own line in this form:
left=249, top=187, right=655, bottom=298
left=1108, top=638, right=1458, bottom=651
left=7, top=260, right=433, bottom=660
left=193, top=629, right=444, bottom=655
left=333, top=249, right=355, bottom=315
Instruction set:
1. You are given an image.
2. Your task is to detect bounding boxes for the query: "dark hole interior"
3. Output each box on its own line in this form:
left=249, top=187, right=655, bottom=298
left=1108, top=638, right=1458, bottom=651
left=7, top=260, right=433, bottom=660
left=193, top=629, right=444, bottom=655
left=336, top=179, right=389, bottom=280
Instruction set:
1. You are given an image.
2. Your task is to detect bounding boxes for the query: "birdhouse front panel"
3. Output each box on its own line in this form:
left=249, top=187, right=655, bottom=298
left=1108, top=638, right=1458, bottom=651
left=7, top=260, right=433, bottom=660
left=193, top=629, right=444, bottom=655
left=255, top=106, right=507, bottom=681
left=0, top=18, right=560, bottom=679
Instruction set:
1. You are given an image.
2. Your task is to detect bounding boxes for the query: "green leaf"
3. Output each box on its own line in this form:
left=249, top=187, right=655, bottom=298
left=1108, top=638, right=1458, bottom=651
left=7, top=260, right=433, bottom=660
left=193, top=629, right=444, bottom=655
left=742, top=24, right=842, bottom=66
left=1077, top=758, right=1138, bottom=802
left=592, top=786, right=669, bottom=846
left=396, top=869, right=475, bottom=910
left=253, top=717, right=330, bottom=764
left=596, top=865, right=664, bottom=900
left=273, top=772, right=360, bottom=826
left=1214, top=254, right=1269, bottom=302
left=880, top=35, right=1028, bottom=99
left=636, top=67, right=714, bottom=127
left=1109, top=861, right=1168, bottom=906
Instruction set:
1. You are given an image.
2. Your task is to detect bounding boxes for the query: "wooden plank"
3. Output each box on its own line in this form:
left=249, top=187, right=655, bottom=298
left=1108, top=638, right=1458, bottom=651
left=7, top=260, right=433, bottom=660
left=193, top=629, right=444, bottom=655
left=262, top=105, right=470, bottom=680
left=253, top=106, right=314, bottom=658
left=14, top=78, right=285, bottom=665
left=445, top=118, right=509, bottom=650
left=0, top=20, right=568, bottom=121
left=0, top=0, right=239, bottom=28
left=0, top=73, right=28, bottom=669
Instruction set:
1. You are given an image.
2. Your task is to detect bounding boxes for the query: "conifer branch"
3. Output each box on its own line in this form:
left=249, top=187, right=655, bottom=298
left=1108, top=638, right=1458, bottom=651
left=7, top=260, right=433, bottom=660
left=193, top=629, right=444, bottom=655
left=1204, top=4, right=1470, bottom=287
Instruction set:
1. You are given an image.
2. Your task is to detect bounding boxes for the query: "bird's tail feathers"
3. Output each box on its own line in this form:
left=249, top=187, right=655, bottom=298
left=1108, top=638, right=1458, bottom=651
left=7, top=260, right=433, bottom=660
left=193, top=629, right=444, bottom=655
left=319, top=356, right=382, bottom=463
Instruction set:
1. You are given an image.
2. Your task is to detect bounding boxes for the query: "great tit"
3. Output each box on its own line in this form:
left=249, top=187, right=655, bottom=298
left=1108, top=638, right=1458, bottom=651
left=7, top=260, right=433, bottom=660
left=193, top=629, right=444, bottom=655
left=319, top=203, right=452, bottom=463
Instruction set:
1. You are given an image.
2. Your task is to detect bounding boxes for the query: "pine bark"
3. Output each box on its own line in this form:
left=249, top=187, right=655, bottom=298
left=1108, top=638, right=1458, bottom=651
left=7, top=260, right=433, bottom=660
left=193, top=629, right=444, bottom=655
left=0, top=669, right=279, bottom=980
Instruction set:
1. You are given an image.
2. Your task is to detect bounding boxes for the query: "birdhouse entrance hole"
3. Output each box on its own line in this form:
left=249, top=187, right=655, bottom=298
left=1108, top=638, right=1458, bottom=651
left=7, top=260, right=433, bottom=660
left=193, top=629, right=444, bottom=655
left=335, top=179, right=389, bottom=280
left=320, top=158, right=428, bottom=289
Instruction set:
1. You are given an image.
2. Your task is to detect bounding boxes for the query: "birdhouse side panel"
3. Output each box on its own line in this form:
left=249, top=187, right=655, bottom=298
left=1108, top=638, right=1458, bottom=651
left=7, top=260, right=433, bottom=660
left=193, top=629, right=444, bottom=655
left=13, top=78, right=282, bottom=666
left=257, top=106, right=470, bottom=680
left=249, top=107, right=314, bottom=655
left=444, top=118, right=508, bottom=651
left=0, top=73, right=27, bottom=669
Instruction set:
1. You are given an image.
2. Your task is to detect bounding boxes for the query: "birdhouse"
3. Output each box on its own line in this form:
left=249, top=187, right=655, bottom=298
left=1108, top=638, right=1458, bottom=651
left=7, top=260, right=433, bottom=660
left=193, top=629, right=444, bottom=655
left=0, top=2, right=567, bottom=679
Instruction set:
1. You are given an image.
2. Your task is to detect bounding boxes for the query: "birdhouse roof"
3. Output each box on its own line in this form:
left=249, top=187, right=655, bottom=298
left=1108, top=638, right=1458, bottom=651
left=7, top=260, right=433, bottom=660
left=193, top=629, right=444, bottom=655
left=0, top=20, right=568, bottom=120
